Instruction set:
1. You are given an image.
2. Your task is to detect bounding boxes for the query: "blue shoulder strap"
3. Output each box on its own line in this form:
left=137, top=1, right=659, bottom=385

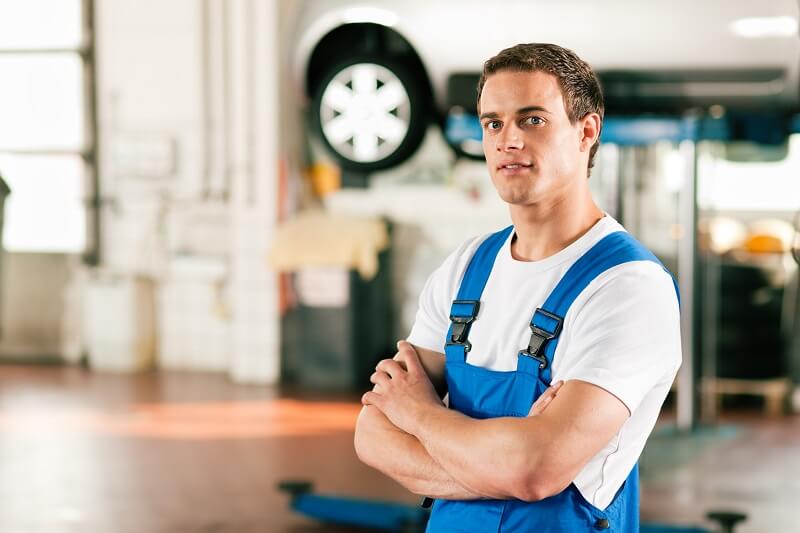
left=444, top=225, right=514, bottom=363
left=523, top=230, right=680, bottom=383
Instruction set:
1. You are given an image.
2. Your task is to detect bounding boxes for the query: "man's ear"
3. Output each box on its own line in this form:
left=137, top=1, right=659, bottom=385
left=579, top=113, right=602, bottom=152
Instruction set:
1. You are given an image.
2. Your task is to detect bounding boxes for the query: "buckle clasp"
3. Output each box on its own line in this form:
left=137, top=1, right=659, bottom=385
left=446, top=300, right=480, bottom=353
left=519, top=308, right=563, bottom=369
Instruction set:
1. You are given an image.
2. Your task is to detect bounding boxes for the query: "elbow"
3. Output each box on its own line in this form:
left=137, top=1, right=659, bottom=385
left=353, top=407, right=379, bottom=468
left=353, top=427, right=369, bottom=465
left=354, top=433, right=378, bottom=469
left=511, top=476, right=551, bottom=503
left=404, top=479, right=433, bottom=497
left=353, top=421, right=370, bottom=466
left=508, top=463, right=569, bottom=503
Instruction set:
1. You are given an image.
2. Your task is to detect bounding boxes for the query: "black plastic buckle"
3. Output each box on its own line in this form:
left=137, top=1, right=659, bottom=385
left=519, top=308, right=563, bottom=369
left=446, top=300, right=480, bottom=353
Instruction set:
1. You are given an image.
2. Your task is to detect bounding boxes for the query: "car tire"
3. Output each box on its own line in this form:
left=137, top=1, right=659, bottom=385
left=311, top=56, right=429, bottom=172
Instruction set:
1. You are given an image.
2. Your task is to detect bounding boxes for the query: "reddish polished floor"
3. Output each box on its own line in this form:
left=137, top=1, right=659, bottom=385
left=0, top=364, right=797, bottom=532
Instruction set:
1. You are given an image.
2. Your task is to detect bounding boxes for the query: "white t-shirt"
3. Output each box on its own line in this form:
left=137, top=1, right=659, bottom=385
left=407, top=215, right=682, bottom=510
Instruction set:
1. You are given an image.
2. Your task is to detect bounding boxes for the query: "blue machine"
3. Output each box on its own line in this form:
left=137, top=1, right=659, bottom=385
left=279, top=480, right=746, bottom=532
left=444, top=110, right=800, bottom=149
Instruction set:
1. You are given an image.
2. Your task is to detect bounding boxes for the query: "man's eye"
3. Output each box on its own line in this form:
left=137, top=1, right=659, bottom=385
left=522, top=116, right=544, bottom=126
left=484, top=120, right=501, bottom=131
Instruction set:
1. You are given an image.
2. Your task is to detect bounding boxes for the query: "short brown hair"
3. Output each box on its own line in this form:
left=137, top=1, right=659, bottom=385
left=477, top=43, right=604, bottom=175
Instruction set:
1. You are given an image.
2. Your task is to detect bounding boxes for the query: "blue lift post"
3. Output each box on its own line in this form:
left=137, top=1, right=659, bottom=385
left=279, top=481, right=429, bottom=532
left=278, top=480, right=746, bottom=532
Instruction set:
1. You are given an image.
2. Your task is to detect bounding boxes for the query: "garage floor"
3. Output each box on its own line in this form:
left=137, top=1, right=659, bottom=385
left=0, top=365, right=796, bottom=533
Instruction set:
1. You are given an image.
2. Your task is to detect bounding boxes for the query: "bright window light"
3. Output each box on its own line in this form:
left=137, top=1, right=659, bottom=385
left=699, top=135, right=800, bottom=212
left=0, top=0, right=87, bottom=254
left=0, top=55, right=84, bottom=150
left=0, top=0, right=82, bottom=49
left=0, top=154, right=86, bottom=253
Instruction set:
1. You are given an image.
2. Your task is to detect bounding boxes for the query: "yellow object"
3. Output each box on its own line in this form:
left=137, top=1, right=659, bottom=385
left=268, top=210, right=389, bottom=280
left=308, top=162, right=341, bottom=198
left=744, top=234, right=784, bottom=254
left=745, top=219, right=795, bottom=253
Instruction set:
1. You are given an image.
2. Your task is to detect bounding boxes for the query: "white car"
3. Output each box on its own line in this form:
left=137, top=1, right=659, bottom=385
left=291, top=0, right=800, bottom=171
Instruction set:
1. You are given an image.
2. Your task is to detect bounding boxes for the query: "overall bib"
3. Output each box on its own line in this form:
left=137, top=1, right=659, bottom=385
left=426, top=226, right=678, bottom=533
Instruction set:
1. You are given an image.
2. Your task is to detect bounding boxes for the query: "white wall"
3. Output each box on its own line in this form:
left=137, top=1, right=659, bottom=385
left=68, top=0, right=286, bottom=382
left=0, top=1, right=305, bottom=377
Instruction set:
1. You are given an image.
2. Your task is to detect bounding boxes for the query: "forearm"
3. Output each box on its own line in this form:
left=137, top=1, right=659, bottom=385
left=412, top=406, right=547, bottom=501
left=354, top=405, right=483, bottom=500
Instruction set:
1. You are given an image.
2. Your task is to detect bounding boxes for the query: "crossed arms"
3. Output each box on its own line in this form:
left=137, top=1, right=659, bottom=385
left=354, top=342, right=630, bottom=502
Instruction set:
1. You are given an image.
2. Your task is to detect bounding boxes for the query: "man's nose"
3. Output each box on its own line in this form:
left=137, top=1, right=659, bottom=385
left=496, top=127, right=523, bottom=151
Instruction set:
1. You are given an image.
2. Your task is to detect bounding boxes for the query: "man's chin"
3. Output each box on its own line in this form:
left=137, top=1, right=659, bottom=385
left=496, top=190, right=535, bottom=206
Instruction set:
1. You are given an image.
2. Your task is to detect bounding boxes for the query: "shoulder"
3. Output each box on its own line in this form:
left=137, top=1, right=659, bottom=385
left=410, top=226, right=511, bottom=345
left=565, top=258, right=681, bottom=373
left=557, top=255, right=682, bottom=410
left=581, top=258, right=679, bottom=315
left=578, top=217, right=678, bottom=305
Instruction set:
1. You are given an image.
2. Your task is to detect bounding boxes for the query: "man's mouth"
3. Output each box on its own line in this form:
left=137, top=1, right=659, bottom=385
left=497, top=162, right=533, bottom=172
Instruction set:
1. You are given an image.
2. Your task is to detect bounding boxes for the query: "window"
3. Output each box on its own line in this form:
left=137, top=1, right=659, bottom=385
left=0, top=0, right=92, bottom=253
left=698, top=135, right=800, bottom=212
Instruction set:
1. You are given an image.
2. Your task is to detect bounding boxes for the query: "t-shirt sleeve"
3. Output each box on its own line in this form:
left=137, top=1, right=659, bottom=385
left=555, top=261, right=682, bottom=414
left=406, top=237, right=482, bottom=353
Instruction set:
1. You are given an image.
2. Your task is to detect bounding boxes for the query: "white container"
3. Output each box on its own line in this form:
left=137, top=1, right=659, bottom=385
left=84, top=273, right=156, bottom=373
left=157, top=255, right=230, bottom=372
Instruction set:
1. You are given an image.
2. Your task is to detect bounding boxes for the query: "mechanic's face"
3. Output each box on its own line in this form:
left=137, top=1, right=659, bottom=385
left=479, top=70, right=596, bottom=208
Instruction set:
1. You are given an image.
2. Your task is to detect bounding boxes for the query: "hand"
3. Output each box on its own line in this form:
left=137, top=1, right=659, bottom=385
left=369, top=350, right=408, bottom=395
left=528, top=380, right=564, bottom=416
left=362, top=341, right=443, bottom=435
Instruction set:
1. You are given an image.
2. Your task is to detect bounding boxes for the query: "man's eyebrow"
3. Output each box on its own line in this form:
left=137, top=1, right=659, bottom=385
left=479, top=106, right=551, bottom=121
left=517, top=105, right=551, bottom=115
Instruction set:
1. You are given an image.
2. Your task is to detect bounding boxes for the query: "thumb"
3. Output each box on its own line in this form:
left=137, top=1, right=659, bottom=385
left=396, top=341, right=422, bottom=372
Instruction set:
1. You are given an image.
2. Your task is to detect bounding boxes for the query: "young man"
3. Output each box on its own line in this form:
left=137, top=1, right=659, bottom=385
left=354, top=43, right=681, bottom=532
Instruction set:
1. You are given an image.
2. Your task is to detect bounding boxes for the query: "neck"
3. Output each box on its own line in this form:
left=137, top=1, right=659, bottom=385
left=508, top=187, right=604, bottom=262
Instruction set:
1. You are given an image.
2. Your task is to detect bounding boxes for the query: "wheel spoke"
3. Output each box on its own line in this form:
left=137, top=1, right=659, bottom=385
left=375, top=80, right=407, bottom=112
left=352, top=64, right=378, bottom=95
left=322, top=115, right=355, bottom=145
left=353, top=130, right=379, bottom=161
left=322, top=81, right=353, bottom=111
left=375, top=113, right=408, bottom=143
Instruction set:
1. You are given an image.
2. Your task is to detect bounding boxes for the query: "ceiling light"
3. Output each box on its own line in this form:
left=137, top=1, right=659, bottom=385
left=730, top=16, right=798, bottom=38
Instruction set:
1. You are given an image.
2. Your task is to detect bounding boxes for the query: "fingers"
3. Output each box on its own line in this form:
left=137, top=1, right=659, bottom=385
left=369, top=371, right=390, bottom=388
left=539, top=380, right=564, bottom=405
left=375, top=358, right=404, bottom=378
left=361, top=390, right=383, bottom=407
left=391, top=352, right=408, bottom=371
left=396, top=340, right=423, bottom=375
left=370, top=347, right=414, bottom=395
left=528, top=380, right=564, bottom=417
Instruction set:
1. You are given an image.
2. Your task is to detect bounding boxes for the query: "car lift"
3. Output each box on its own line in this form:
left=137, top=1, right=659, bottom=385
left=279, top=480, right=747, bottom=532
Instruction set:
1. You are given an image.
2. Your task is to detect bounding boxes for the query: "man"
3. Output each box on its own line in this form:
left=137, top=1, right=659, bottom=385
left=354, top=43, right=681, bottom=532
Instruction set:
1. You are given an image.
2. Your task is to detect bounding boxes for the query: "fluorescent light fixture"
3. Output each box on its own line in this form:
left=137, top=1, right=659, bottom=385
left=342, top=7, right=398, bottom=27
left=730, top=16, right=798, bottom=38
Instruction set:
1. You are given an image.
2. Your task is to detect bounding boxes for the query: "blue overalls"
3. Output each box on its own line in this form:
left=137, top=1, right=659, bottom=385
left=426, top=226, right=678, bottom=533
